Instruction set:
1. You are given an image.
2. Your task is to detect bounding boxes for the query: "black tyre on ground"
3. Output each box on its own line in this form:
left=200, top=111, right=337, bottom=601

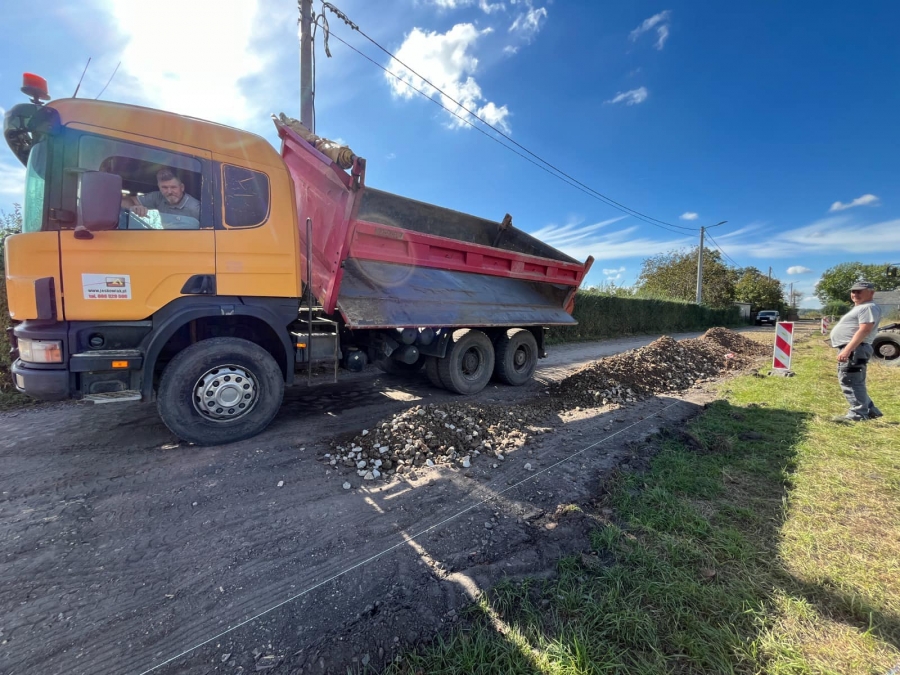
left=157, top=337, right=285, bottom=445
left=873, top=334, right=900, bottom=361
left=494, top=328, right=538, bottom=386
left=437, top=329, right=494, bottom=394
left=424, top=356, right=444, bottom=389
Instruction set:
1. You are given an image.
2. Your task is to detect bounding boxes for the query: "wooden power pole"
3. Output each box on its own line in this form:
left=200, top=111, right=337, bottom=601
left=299, top=0, right=314, bottom=131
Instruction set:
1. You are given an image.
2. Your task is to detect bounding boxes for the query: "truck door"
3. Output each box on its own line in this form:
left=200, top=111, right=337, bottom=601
left=58, top=129, right=215, bottom=321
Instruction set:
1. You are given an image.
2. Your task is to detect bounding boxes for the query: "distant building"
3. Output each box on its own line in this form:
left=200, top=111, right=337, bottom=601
left=733, top=302, right=751, bottom=319
left=874, top=290, right=900, bottom=320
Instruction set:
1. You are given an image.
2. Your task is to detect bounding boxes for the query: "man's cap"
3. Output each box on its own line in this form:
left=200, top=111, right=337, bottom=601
left=850, top=280, right=875, bottom=291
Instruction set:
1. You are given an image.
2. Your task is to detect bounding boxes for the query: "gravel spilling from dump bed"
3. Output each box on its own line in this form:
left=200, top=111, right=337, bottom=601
left=321, top=328, right=766, bottom=482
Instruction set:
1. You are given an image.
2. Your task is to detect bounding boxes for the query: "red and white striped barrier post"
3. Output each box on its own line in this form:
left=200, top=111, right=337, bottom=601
left=773, top=321, right=794, bottom=371
left=821, top=315, right=830, bottom=335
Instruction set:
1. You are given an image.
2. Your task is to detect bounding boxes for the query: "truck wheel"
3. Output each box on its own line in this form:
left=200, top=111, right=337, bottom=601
left=437, top=329, right=494, bottom=395
left=424, top=356, right=444, bottom=389
left=375, top=355, right=425, bottom=375
left=157, top=337, right=284, bottom=445
left=494, top=328, right=538, bottom=386
left=873, top=335, right=900, bottom=361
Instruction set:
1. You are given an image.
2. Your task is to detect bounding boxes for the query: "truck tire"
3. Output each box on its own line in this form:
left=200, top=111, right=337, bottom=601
left=494, top=328, right=538, bottom=386
left=157, top=337, right=284, bottom=445
left=424, top=356, right=444, bottom=389
left=437, top=329, right=494, bottom=395
left=873, top=334, right=900, bottom=361
left=375, top=355, right=425, bottom=375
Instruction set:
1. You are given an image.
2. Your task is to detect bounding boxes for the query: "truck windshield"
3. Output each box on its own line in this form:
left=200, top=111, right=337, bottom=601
left=22, top=140, right=47, bottom=233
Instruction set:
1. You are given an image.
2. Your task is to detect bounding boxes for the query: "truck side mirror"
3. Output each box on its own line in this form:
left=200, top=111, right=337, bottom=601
left=77, top=171, right=122, bottom=236
left=888, top=265, right=898, bottom=278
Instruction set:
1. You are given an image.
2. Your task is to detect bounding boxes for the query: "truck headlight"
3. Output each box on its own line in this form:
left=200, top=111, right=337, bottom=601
left=18, top=338, right=63, bottom=364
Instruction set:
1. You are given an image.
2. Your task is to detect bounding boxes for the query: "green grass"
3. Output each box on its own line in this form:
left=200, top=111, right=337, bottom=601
left=385, top=339, right=900, bottom=674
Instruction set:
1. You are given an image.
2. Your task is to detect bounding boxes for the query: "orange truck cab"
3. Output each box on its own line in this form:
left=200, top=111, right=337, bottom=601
left=3, top=74, right=592, bottom=445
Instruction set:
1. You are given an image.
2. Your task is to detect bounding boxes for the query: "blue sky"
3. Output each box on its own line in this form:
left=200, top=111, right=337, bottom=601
left=2, top=1, right=899, bottom=307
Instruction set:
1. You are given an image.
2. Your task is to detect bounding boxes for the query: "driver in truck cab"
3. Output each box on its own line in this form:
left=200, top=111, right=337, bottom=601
left=121, top=168, right=200, bottom=227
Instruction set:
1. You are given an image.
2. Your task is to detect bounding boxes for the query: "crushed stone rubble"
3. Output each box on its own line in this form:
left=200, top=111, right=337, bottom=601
left=320, top=328, right=767, bottom=482
left=323, top=403, right=550, bottom=480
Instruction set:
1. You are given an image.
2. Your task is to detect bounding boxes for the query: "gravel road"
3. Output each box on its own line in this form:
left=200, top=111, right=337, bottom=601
left=0, top=328, right=770, bottom=675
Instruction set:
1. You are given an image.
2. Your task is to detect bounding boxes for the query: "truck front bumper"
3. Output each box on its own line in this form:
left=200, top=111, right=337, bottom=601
left=10, top=359, right=70, bottom=400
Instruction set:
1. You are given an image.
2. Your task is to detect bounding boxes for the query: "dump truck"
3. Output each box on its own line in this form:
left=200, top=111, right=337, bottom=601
left=3, top=74, right=593, bottom=445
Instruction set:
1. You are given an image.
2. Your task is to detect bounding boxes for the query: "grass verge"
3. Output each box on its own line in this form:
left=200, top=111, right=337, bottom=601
left=385, top=339, right=900, bottom=674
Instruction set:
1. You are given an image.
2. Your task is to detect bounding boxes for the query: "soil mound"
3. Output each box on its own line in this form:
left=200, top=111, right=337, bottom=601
left=702, top=326, right=770, bottom=356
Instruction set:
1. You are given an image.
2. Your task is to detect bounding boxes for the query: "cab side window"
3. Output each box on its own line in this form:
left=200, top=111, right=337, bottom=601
left=77, top=135, right=205, bottom=230
left=223, top=165, right=269, bottom=228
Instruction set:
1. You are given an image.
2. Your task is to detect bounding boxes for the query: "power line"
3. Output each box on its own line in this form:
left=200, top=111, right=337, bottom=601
left=317, top=3, right=701, bottom=236
left=705, top=231, right=740, bottom=268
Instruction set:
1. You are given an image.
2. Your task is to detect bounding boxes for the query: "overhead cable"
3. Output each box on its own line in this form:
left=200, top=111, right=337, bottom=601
left=705, top=231, right=740, bottom=268
left=318, top=3, right=701, bottom=236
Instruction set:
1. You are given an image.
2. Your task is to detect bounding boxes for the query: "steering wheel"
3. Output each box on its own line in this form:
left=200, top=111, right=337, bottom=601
left=126, top=209, right=164, bottom=230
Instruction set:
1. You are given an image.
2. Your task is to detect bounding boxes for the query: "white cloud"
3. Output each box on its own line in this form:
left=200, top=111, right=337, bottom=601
left=738, top=215, right=900, bottom=257
left=529, top=216, right=691, bottom=261
left=629, top=10, right=671, bottom=50
left=387, top=23, right=511, bottom=132
left=606, top=87, right=648, bottom=106
left=103, top=0, right=264, bottom=127
left=829, top=193, right=880, bottom=212
left=0, top=160, right=25, bottom=199
left=428, top=0, right=505, bottom=11
left=386, top=152, right=397, bottom=160
left=606, top=273, right=624, bottom=281
left=509, top=5, right=548, bottom=41
left=654, top=24, right=670, bottom=50
left=602, top=266, right=626, bottom=275
left=801, top=296, right=820, bottom=307
left=503, top=45, right=519, bottom=55
left=680, top=212, right=699, bottom=221
left=787, top=266, right=812, bottom=275
left=478, top=0, right=505, bottom=12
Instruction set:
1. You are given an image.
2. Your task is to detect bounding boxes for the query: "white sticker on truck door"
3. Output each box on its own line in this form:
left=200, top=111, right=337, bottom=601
left=82, top=274, right=132, bottom=300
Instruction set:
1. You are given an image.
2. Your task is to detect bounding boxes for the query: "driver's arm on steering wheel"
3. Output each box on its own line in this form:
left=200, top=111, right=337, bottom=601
left=121, top=194, right=149, bottom=217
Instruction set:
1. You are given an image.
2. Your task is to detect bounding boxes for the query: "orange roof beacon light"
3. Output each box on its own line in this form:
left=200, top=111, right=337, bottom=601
left=21, top=73, right=50, bottom=105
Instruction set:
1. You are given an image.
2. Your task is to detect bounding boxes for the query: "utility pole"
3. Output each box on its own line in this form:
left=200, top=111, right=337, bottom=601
left=768, top=266, right=772, bottom=279
left=299, top=0, right=314, bottom=131
left=695, top=220, right=727, bottom=305
left=695, top=227, right=705, bottom=305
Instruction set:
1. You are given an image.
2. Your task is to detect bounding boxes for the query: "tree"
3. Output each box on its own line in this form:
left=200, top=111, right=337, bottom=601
left=823, top=299, right=851, bottom=317
left=1, top=206, right=23, bottom=391
left=815, top=262, right=900, bottom=305
left=733, top=267, right=785, bottom=312
left=636, top=247, right=737, bottom=308
left=787, top=287, right=803, bottom=306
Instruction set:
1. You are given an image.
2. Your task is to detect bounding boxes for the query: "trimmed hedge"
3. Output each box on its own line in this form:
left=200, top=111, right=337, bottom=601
left=550, top=291, right=743, bottom=343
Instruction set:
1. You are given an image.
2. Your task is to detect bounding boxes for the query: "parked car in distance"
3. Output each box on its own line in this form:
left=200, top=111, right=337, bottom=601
left=755, top=310, right=780, bottom=326
left=756, top=309, right=781, bottom=326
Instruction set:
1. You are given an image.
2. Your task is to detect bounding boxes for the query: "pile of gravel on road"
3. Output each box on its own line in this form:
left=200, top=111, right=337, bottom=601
left=321, top=328, right=765, bottom=482
left=550, top=328, right=766, bottom=410
left=702, top=326, right=770, bottom=357
left=323, top=402, right=550, bottom=482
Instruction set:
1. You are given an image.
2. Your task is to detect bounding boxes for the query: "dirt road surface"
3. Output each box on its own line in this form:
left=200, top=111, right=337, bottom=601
left=0, top=328, right=772, bottom=675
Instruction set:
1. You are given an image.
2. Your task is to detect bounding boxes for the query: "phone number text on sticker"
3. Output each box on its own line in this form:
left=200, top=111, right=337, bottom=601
left=83, top=274, right=132, bottom=300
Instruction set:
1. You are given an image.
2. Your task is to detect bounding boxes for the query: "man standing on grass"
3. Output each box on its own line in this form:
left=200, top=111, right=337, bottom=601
left=829, top=280, right=883, bottom=422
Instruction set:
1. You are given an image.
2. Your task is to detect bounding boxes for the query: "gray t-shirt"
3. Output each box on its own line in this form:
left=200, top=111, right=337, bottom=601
left=829, top=301, right=882, bottom=347
left=139, top=191, right=201, bottom=220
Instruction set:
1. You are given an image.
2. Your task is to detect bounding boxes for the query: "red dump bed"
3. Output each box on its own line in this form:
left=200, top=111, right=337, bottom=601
left=278, top=123, right=593, bottom=329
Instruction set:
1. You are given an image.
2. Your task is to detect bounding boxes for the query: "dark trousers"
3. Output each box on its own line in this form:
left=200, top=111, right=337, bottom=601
left=836, top=343, right=875, bottom=418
